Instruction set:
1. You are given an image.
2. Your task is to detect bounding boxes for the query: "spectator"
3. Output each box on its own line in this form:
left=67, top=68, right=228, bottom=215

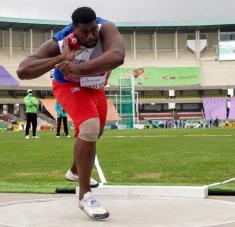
left=55, top=100, right=70, bottom=138
left=24, top=89, right=39, bottom=139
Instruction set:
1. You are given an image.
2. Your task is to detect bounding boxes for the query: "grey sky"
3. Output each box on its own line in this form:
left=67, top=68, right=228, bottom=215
left=0, top=0, right=235, bottom=23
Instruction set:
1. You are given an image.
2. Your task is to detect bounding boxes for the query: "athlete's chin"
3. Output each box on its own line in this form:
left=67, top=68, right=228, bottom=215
left=84, top=42, right=97, bottom=48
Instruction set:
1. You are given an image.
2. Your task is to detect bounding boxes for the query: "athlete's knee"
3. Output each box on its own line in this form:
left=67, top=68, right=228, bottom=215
left=78, top=118, right=100, bottom=142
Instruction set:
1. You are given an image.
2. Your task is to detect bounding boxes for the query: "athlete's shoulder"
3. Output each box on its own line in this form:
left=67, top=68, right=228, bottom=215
left=53, top=23, right=73, bottom=42
left=96, top=17, right=107, bottom=25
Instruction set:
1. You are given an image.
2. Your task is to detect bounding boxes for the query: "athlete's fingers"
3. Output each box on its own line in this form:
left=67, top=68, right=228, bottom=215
left=55, top=61, right=70, bottom=69
left=63, top=37, right=69, bottom=47
left=55, top=61, right=79, bottom=76
left=59, top=62, right=74, bottom=75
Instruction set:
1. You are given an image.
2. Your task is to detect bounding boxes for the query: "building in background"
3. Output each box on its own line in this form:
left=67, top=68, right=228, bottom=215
left=1, top=0, right=235, bottom=127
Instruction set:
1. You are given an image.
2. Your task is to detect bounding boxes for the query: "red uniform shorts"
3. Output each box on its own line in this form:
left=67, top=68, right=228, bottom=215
left=52, top=80, right=107, bottom=135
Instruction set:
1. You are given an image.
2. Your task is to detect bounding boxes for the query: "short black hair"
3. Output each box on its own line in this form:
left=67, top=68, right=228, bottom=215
left=72, top=7, right=96, bottom=25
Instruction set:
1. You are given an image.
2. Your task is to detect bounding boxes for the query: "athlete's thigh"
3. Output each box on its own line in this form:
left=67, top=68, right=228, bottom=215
left=96, top=90, right=107, bottom=129
left=53, top=81, right=99, bottom=127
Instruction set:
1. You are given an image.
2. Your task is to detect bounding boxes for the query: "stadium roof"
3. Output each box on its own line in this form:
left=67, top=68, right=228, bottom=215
left=1, top=0, right=235, bottom=31
left=1, top=17, right=235, bottom=32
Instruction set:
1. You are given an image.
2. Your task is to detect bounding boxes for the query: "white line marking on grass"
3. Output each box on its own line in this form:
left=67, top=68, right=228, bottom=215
left=105, top=135, right=174, bottom=138
left=95, top=155, right=107, bottom=184
left=104, top=135, right=233, bottom=138
left=207, top=177, right=235, bottom=187
left=184, top=134, right=232, bottom=137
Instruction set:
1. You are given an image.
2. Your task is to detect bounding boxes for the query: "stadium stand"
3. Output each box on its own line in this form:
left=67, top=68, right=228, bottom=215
left=140, top=112, right=173, bottom=120
left=176, top=112, right=204, bottom=119
left=1, top=13, right=235, bottom=127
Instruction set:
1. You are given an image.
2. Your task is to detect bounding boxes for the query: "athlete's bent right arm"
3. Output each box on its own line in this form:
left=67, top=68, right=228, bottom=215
left=17, top=38, right=73, bottom=80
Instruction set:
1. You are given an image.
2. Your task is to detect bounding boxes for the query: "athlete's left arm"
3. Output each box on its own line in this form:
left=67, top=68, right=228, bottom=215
left=57, top=22, right=125, bottom=76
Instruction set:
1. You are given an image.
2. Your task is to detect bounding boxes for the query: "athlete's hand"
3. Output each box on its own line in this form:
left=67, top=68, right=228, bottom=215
left=61, top=38, right=75, bottom=61
left=55, top=61, right=80, bottom=77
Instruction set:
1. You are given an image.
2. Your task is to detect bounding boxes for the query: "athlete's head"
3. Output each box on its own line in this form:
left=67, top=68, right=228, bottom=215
left=72, top=7, right=98, bottom=48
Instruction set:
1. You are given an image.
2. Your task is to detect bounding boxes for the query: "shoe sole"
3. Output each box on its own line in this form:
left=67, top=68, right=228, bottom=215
left=65, top=177, right=99, bottom=188
left=79, top=205, right=110, bottom=220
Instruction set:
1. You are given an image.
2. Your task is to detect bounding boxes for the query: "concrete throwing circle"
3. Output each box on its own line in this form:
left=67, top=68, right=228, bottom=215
left=0, top=196, right=235, bottom=227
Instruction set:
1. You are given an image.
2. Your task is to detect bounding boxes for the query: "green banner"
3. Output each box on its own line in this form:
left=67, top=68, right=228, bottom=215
left=109, top=67, right=200, bottom=87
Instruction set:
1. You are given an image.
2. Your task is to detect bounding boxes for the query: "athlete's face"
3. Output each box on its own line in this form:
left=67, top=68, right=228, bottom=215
left=73, top=20, right=99, bottom=48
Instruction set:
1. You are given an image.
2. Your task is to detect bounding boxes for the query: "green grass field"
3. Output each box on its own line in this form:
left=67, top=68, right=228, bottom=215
left=0, top=128, right=234, bottom=193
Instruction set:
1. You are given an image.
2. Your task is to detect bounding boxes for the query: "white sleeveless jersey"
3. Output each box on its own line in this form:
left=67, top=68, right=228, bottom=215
left=54, top=18, right=110, bottom=89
